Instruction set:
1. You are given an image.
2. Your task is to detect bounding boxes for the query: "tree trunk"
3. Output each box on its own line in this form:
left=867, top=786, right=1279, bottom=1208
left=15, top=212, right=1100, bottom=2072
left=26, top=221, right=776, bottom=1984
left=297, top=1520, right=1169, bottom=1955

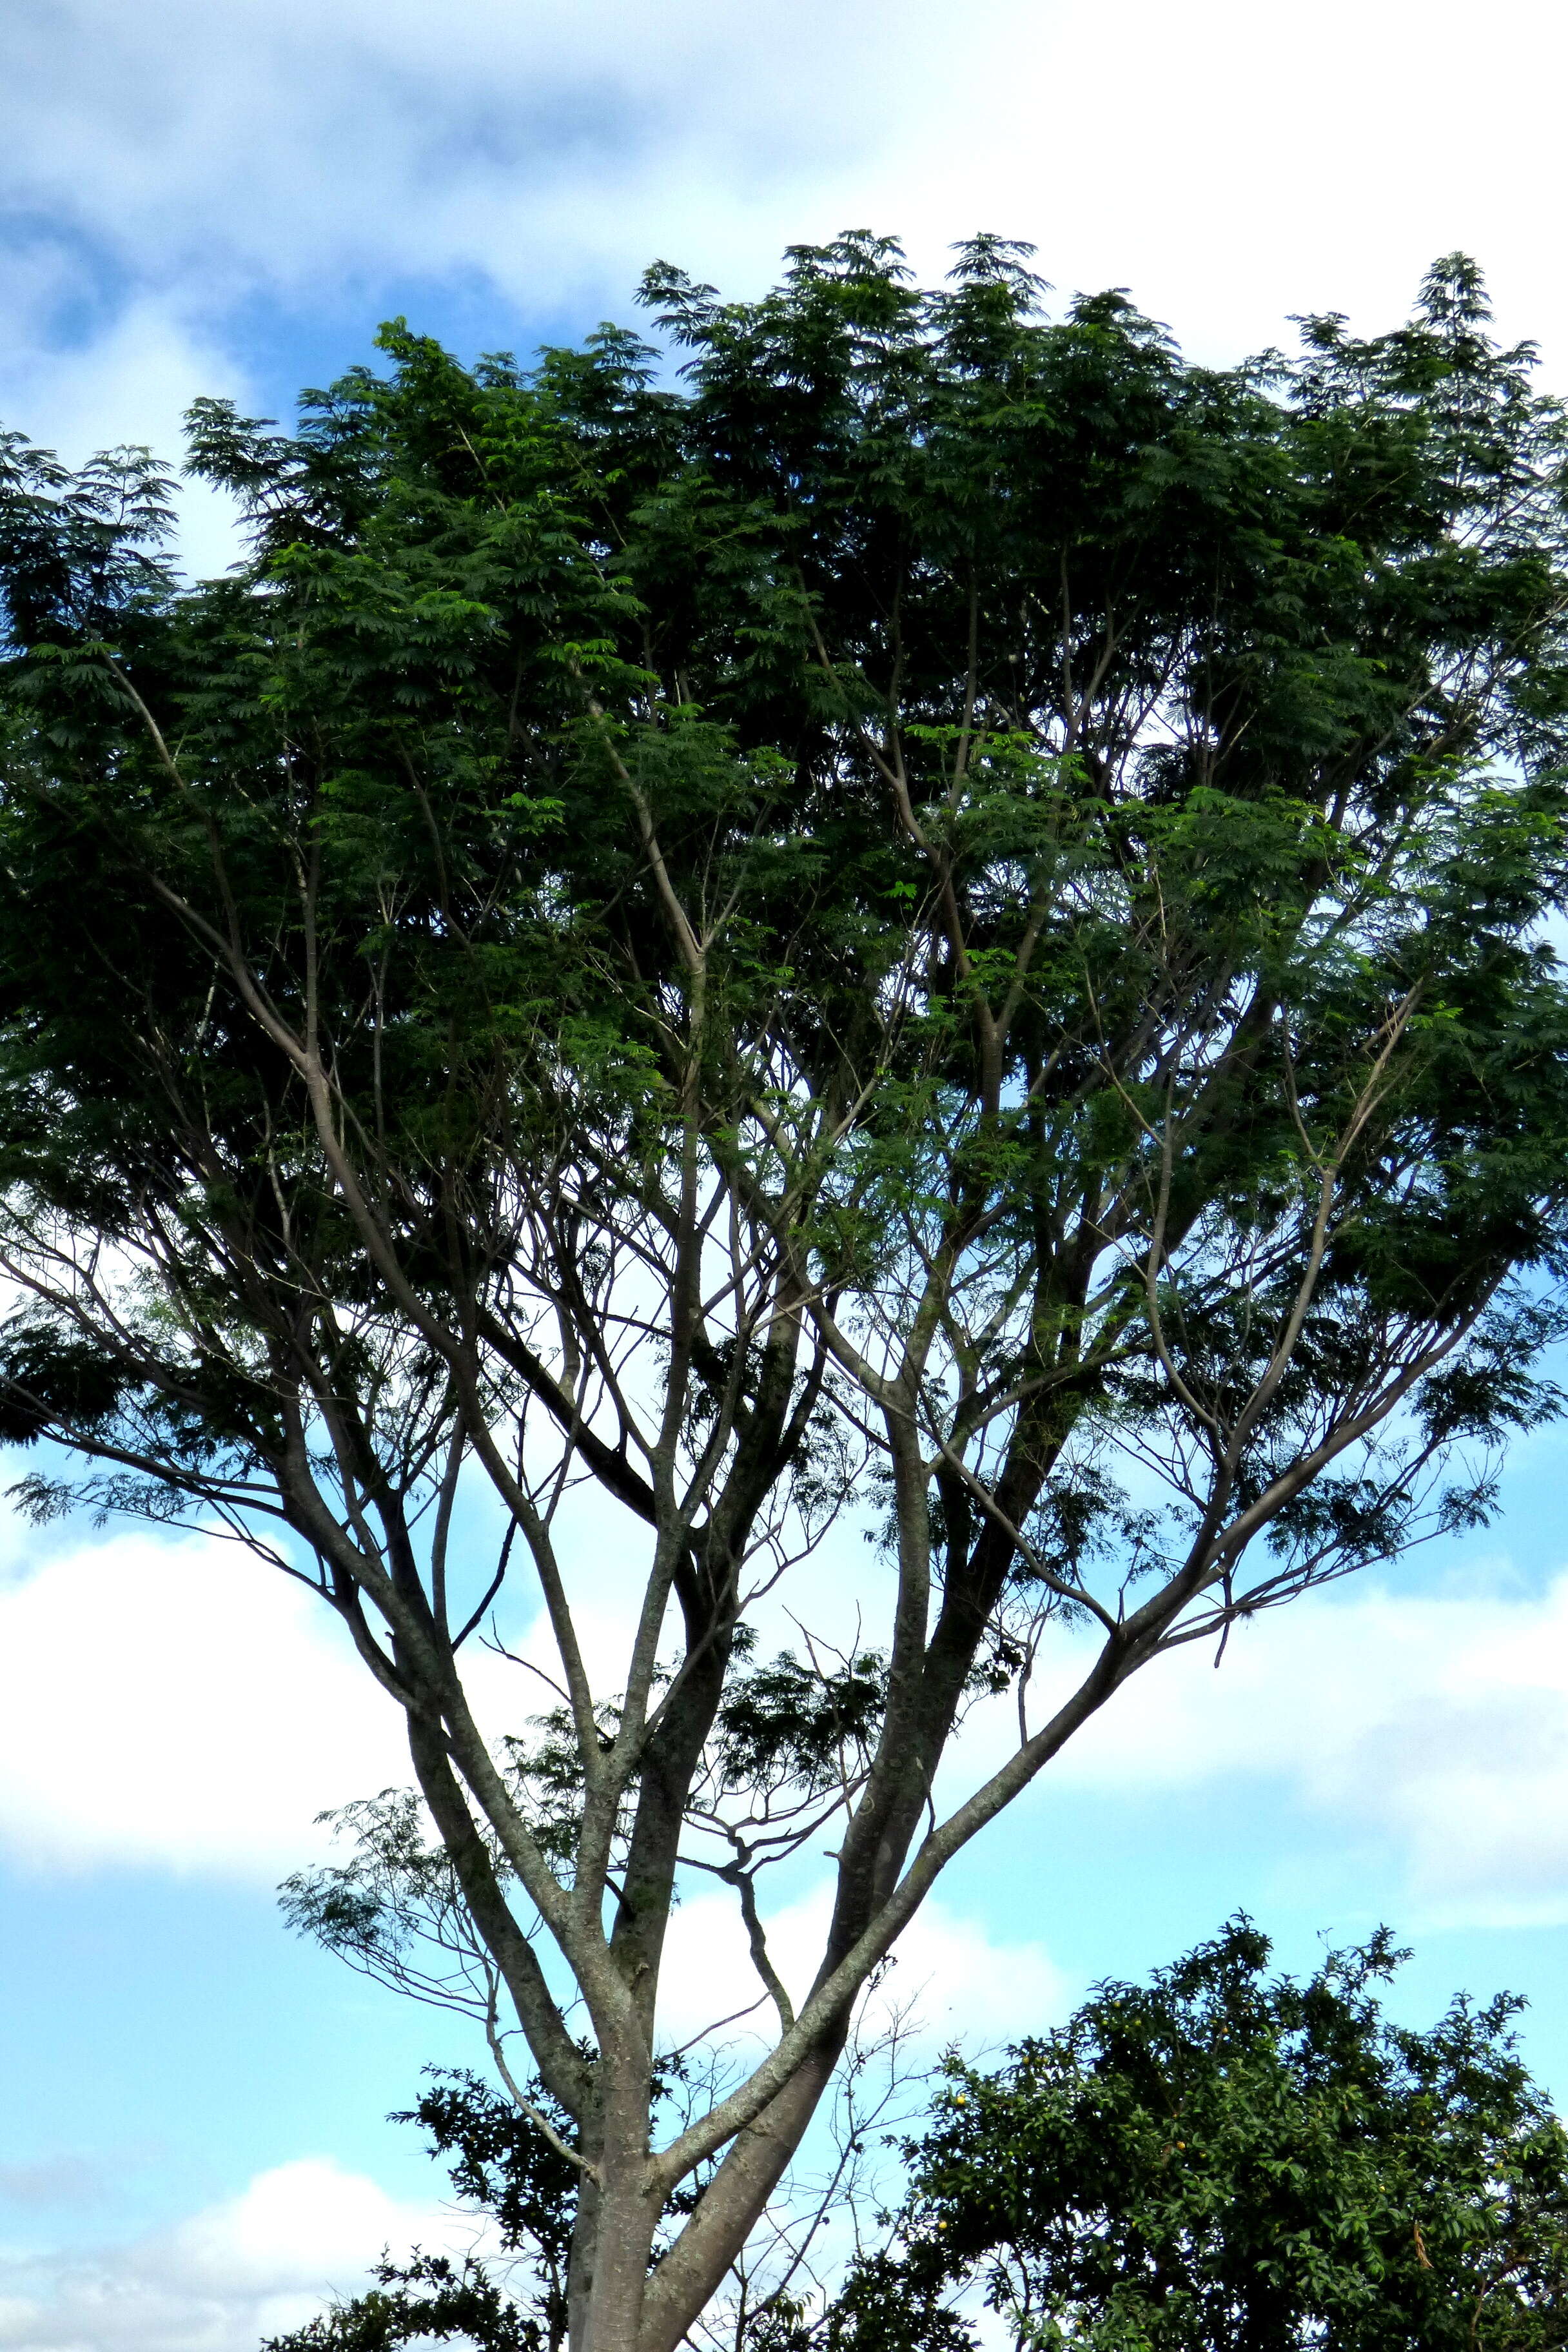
left=570, top=2044, right=663, bottom=2352
left=637, top=2037, right=846, bottom=2352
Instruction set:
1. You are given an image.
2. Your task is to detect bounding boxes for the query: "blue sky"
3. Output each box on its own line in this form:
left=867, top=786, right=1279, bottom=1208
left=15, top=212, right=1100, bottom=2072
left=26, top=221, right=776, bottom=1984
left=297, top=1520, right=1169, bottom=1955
left=5, top=2, right=1568, bottom=2342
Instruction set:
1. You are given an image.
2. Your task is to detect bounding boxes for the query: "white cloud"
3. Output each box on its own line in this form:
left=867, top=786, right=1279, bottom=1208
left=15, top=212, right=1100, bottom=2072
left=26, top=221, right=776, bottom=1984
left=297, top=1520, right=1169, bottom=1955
left=3, top=0, right=971, bottom=560
left=2, top=1489, right=1565, bottom=1942
left=0, top=0, right=981, bottom=318
left=0, top=2158, right=461, bottom=2352
left=0, top=1493, right=662, bottom=1878
left=1028, top=1570, right=1568, bottom=1928
left=4, top=0, right=1568, bottom=442
left=0, top=292, right=249, bottom=578
left=0, top=1523, right=408, bottom=1876
left=657, top=1879, right=1067, bottom=2052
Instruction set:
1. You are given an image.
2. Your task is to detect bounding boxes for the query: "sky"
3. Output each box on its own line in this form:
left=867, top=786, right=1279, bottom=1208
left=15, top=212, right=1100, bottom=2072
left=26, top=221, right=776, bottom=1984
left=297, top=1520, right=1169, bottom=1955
left=4, top=2, right=1568, bottom=2344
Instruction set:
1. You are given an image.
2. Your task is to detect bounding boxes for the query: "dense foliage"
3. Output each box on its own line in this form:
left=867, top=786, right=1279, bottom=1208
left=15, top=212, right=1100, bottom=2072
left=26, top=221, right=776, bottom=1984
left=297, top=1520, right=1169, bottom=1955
left=857, top=1920, right=1568, bottom=2351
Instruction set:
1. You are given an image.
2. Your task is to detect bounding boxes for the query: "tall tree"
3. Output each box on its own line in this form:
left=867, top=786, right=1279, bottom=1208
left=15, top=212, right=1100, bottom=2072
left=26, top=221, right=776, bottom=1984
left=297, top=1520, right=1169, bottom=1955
left=3, top=237, right=1568, bottom=2352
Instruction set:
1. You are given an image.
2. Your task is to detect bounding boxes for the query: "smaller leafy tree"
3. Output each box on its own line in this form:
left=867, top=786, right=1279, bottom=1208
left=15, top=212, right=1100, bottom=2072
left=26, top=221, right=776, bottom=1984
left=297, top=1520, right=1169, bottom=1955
left=260, top=2068, right=576, bottom=2352
left=851, top=1920, right=1568, bottom=2352
left=263, top=2252, right=532, bottom=2352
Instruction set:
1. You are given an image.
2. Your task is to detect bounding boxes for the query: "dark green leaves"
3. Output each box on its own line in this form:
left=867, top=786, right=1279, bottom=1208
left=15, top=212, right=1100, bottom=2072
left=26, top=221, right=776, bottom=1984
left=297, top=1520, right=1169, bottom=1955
left=850, top=1923, right=1568, bottom=2352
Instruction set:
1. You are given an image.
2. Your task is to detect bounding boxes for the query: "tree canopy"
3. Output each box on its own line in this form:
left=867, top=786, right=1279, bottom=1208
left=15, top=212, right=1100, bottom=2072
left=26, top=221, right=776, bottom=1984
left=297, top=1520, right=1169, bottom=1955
left=3, top=235, right=1568, bottom=2352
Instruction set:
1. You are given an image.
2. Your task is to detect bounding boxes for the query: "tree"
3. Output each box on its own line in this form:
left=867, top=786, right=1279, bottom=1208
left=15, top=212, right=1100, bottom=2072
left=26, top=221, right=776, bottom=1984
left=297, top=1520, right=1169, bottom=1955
left=3, top=234, right=1568, bottom=2352
left=259, top=2065, right=578, bottom=2352
left=838, top=1919, right=1568, bottom=2351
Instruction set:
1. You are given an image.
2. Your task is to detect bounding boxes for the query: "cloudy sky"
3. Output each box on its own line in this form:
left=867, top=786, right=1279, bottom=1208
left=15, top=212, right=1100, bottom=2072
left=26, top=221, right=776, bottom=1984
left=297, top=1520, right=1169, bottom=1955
left=5, top=2, right=1568, bottom=2344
